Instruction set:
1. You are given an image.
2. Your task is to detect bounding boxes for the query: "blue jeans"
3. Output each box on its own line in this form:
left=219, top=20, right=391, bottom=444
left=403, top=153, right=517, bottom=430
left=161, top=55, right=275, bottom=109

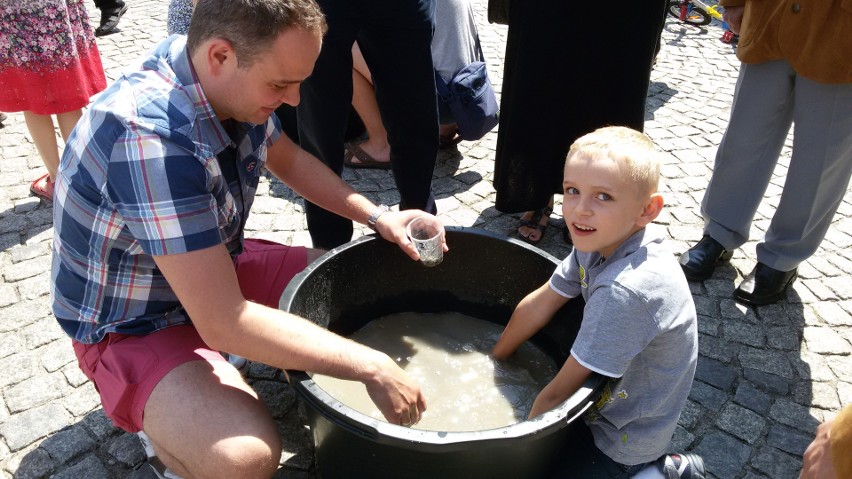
left=297, top=0, right=439, bottom=249
left=551, top=421, right=652, bottom=478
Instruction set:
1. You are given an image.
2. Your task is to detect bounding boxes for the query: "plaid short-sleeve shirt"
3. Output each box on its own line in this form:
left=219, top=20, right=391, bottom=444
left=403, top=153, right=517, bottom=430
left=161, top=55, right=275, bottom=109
left=51, top=35, right=282, bottom=343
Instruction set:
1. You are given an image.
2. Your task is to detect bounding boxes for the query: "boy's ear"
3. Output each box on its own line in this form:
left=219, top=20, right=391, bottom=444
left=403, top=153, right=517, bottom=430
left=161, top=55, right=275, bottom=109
left=637, top=193, right=664, bottom=227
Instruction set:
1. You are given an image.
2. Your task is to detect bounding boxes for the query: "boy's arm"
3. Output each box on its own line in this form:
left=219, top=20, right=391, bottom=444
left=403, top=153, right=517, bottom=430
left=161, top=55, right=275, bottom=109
left=528, top=355, right=592, bottom=418
left=492, top=283, right=569, bottom=359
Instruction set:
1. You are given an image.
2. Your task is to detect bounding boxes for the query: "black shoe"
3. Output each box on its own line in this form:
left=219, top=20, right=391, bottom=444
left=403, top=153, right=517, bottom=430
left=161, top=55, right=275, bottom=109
left=658, top=452, right=706, bottom=479
left=734, top=262, right=797, bottom=306
left=95, top=4, right=128, bottom=37
left=678, top=235, right=732, bottom=281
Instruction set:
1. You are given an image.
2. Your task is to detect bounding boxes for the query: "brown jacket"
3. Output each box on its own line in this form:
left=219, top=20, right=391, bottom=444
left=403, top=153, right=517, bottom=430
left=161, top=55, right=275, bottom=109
left=719, top=0, right=852, bottom=83
left=833, top=405, right=852, bottom=478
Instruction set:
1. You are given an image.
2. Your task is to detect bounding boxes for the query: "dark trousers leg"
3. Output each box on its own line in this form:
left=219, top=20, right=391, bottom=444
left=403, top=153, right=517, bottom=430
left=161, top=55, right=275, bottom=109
left=298, top=0, right=437, bottom=250
left=93, top=0, right=124, bottom=10
left=357, top=0, right=438, bottom=213
left=297, top=0, right=360, bottom=249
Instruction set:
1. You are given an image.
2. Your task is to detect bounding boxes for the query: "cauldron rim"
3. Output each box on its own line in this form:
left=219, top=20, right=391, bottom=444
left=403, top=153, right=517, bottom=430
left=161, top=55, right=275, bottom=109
left=279, top=227, right=603, bottom=449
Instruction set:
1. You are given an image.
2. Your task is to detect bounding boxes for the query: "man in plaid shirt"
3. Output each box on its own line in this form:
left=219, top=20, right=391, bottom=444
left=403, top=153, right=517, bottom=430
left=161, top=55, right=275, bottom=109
left=50, top=0, right=438, bottom=476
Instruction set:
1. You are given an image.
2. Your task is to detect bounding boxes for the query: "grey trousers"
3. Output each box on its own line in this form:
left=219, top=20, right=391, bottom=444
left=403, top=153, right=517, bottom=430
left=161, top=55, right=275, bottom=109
left=701, top=60, right=852, bottom=272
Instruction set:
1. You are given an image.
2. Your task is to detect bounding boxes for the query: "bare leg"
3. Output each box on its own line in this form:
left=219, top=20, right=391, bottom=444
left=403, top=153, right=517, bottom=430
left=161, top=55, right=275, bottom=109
left=23, top=111, right=60, bottom=180
left=55, top=109, right=83, bottom=143
left=350, top=43, right=390, bottom=164
left=142, top=360, right=281, bottom=479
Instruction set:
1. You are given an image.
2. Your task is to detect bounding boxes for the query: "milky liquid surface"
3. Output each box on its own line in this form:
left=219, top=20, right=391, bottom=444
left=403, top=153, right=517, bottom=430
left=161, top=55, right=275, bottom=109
left=310, top=312, right=558, bottom=432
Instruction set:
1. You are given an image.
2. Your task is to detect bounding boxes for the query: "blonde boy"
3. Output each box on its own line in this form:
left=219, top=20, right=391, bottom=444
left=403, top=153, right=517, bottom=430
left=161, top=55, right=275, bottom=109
left=493, top=127, right=704, bottom=478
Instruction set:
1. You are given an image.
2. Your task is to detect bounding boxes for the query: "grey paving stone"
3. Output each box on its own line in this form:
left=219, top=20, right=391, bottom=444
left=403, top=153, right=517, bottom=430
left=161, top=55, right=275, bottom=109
left=694, top=431, right=752, bottom=479
left=695, top=356, right=737, bottom=391
left=767, top=423, right=814, bottom=457
left=8, top=447, right=53, bottom=479
left=0, top=350, right=38, bottom=389
left=253, top=381, right=298, bottom=420
left=61, top=363, right=90, bottom=388
left=812, top=301, right=852, bottom=327
left=0, top=403, right=71, bottom=452
left=698, top=334, right=738, bottom=363
left=81, top=410, right=120, bottom=441
left=669, top=425, right=696, bottom=452
left=0, top=214, right=29, bottom=235
left=722, top=320, right=766, bottom=347
left=688, top=381, right=727, bottom=411
left=16, top=273, right=51, bottom=301
left=8, top=242, right=49, bottom=263
left=63, top=383, right=102, bottom=417
left=802, top=326, right=852, bottom=355
left=677, top=399, right=704, bottom=430
left=715, top=403, right=766, bottom=443
left=733, top=383, right=772, bottom=415
left=38, top=339, right=76, bottom=373
left=107, top=433, right=146, bottom=468
left=21, top=318, right=63, bottom=350
left=792, top=350, right=837, bottom=381
left=769, top=397, right=823, bottom=434
left=39, top=425, right=96, bottom=465
left=739, top=347, right=795, bottom=379
left=765, top=325, right=801, bottom=350
left=0, top=333, right=22, bottom=360
left=793, top=381, right=841, bottom=410
left=4, top=373, right=72, bottom=414
left=743, top=368, right=790, bottom=395
left=0, top=284, right=16, bottom=308
left=51, top=454, right=110, bottom=479
left=0, top=301, right=48, bottom=334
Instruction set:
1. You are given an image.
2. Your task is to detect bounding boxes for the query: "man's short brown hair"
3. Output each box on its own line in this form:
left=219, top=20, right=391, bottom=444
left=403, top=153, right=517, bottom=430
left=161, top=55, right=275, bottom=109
left=187, top=0, right=327, bottom=67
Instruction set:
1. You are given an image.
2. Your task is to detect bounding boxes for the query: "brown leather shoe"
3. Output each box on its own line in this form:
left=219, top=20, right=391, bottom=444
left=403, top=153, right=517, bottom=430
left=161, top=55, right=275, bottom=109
left=734, top=263, right=797, bottom=306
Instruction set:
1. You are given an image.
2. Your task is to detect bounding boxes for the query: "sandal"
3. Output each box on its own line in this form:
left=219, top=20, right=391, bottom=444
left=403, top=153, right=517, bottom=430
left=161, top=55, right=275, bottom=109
left=344, top=141, right=392, bottom=170
left=95, top=4, right=128, bottom=37
left=518, top=205, right=553, bottom=245
left=30, top=173, right=54, bottom=202
left=439, top=124, right=462, bottom=149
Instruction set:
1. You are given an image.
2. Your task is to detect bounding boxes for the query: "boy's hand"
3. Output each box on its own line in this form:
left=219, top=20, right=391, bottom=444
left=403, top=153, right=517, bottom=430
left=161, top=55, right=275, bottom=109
left=528, top=355, right=592, bottom=418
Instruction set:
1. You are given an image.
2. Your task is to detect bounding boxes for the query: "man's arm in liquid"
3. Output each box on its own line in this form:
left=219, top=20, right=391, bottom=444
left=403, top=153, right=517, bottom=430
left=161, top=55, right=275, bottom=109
left=492, top=283, right=593, bottom=418
left=149, top=134, right=437, bottom=425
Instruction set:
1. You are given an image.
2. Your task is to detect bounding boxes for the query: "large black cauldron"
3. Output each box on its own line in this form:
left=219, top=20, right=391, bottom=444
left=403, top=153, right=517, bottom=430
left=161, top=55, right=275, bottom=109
left=280, top=227, right=603, bottom=479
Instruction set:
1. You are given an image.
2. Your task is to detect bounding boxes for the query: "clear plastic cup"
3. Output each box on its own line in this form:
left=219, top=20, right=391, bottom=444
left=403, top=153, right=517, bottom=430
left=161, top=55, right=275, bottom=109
left=406, top=216, right=444, bottom=267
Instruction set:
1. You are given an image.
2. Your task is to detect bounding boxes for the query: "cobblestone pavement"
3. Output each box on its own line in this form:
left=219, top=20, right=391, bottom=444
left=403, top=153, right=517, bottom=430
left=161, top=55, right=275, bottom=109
left=2, top=1, right=851, bottom=478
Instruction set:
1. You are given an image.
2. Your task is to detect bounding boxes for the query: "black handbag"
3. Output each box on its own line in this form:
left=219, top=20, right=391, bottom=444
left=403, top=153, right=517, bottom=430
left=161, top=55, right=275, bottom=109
left=434, top=40, right=499, bottom=141
left=487, top=0, right=510, bottom=25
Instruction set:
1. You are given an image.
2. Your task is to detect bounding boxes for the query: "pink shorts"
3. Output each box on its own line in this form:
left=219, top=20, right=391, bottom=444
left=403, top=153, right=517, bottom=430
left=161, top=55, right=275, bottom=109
left=72, top=239, right=308, bottom=432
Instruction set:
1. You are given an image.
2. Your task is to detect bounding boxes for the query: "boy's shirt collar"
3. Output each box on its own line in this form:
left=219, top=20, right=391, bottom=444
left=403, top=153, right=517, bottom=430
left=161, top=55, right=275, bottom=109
left=581, top=225, right=665, bottom=267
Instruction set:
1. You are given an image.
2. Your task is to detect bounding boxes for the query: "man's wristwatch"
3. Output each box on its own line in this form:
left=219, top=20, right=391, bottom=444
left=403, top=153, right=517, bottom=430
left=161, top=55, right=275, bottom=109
left=367, top=204, right=391, bottom=231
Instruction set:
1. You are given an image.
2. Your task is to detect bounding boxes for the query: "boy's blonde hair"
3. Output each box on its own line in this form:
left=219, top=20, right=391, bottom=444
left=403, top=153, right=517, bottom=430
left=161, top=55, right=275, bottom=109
left=566, top=126, right=661, bottom=195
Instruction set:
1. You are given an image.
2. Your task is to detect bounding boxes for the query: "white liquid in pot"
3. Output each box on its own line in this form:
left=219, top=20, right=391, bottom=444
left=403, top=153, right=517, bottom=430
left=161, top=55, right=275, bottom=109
left=311, top=312, right=558, bottom=432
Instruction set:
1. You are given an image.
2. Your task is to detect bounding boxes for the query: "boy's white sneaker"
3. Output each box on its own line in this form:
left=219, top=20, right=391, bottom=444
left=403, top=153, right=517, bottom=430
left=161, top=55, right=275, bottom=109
left=658, top=452, right=706, bottom=479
